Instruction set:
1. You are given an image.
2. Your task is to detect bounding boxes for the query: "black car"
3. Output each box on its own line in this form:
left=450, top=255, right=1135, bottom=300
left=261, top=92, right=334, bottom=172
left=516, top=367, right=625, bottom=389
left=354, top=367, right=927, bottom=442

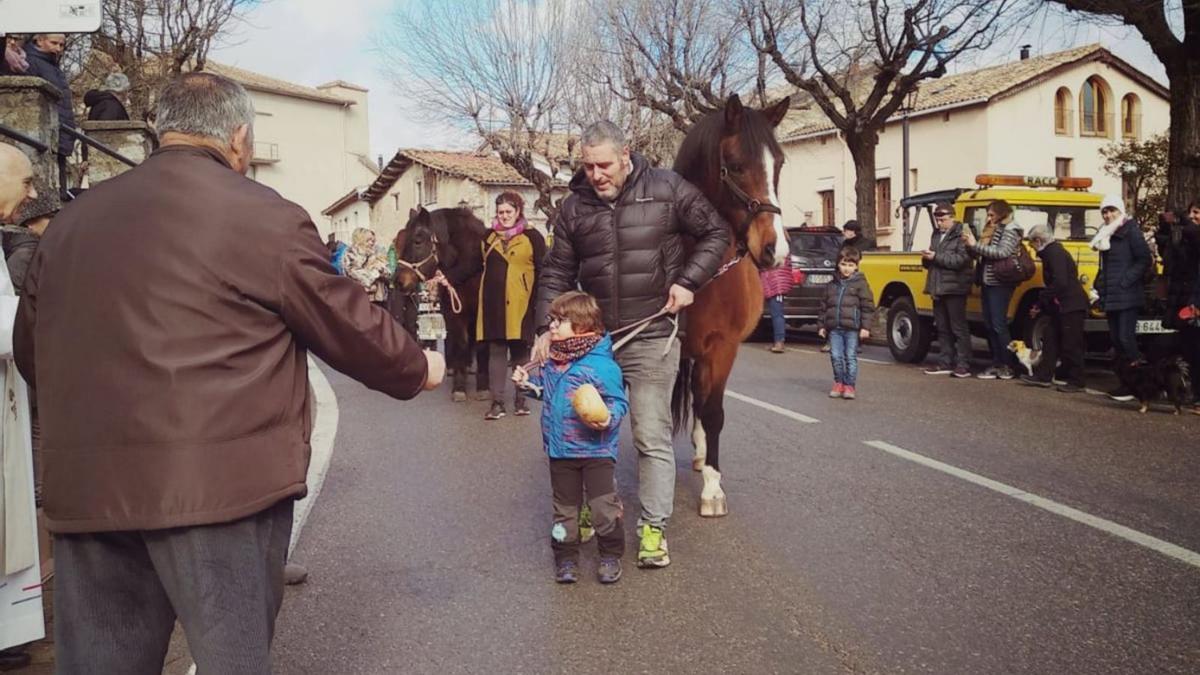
left=761, top=226, right=845, bottom=327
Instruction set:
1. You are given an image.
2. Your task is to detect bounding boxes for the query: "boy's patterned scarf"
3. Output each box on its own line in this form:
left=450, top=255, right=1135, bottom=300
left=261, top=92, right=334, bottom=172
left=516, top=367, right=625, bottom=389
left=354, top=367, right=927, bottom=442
left=549, top=333, right=603, bottom=363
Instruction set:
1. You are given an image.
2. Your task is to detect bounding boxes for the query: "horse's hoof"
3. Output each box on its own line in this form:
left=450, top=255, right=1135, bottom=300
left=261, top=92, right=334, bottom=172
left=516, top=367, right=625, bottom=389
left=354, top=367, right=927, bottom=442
left=699, top=495, right=728, bottom=518
left=692, top=456, right=705, bottom=472
left=452, top=391, right=467, bottom=403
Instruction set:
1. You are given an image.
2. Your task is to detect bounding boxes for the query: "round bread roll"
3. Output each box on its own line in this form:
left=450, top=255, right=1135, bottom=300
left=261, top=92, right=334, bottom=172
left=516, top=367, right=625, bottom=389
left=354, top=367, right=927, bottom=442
left=571, top=383, right=610, bottom=427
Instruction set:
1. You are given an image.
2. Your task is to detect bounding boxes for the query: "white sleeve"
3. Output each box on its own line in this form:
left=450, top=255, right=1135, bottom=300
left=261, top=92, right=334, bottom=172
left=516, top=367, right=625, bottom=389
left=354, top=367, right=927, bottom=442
left=0, top=260, right=17, bottom=358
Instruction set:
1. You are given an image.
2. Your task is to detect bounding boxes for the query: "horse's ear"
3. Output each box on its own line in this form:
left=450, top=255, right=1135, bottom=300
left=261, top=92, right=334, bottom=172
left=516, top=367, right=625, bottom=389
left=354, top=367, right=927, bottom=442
left=724, top=94, right=744, bottom=129
left=409, top=208, right=419, bottom=221
left=763, top=96, right=790, bottom=128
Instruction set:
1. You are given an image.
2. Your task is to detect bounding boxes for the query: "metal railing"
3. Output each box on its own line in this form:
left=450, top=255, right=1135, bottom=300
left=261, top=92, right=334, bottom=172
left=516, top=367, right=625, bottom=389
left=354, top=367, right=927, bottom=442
left=0, top=122, right=50, bottom=153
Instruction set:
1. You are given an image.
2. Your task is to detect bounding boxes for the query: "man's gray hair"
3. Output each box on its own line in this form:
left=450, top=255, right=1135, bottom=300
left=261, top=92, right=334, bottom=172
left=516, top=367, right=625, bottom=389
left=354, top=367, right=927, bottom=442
left=156, top=72, right=255, bottom=145
left=581, top=121, right=626, bottom=149
left=103, top=72, right=131, bottom=94
left=1027, top=223, right=1055, bottom=244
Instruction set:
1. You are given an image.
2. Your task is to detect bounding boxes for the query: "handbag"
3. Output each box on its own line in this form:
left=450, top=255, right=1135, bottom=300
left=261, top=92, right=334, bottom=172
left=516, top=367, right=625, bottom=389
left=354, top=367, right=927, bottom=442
left=992, top=240, right=1036, bottom=284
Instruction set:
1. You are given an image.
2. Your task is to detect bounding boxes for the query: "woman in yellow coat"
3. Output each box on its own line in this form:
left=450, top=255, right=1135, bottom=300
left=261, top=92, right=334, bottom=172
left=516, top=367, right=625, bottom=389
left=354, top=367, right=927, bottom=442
left=479, top=192, right=545, bottom=420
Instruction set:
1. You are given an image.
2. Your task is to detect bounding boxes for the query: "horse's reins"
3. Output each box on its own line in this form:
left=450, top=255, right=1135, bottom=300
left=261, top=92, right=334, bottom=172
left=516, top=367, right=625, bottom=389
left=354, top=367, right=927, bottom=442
left=719, top=158, right=782, bottom=269
left=394, top=238, right=464, bottom=315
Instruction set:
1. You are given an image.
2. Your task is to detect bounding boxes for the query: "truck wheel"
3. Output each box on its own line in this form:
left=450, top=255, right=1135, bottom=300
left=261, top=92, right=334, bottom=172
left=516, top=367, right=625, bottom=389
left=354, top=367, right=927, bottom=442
left=1022, top=313, right=1053, bottom=371
left=887, top=297, right=932, bottom=363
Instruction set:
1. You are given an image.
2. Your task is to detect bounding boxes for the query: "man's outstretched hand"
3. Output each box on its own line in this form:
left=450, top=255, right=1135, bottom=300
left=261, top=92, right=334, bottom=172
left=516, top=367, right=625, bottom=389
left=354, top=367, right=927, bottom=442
left=422, top=350, right=445, bottom=391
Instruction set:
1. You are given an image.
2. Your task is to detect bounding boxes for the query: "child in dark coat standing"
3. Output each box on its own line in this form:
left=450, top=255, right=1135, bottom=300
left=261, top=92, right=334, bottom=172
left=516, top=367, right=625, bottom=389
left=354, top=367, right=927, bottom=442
left=818, top=247, right=876, bottom=399
left=513, top=291, right=629, bottom=584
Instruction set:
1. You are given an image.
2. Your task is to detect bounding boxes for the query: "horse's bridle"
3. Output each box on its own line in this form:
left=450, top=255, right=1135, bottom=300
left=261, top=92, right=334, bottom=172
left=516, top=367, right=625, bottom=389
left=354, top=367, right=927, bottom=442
left=719, top=158, right=782, bottom=268
left=393, top=236, right=440, bottom=284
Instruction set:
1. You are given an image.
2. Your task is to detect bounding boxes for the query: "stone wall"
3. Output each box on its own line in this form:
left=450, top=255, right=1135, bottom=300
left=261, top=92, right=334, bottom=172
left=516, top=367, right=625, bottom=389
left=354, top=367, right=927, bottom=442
left=79, top=121, right=156, bottom=184
left=0, top=76, right=62, bottom=213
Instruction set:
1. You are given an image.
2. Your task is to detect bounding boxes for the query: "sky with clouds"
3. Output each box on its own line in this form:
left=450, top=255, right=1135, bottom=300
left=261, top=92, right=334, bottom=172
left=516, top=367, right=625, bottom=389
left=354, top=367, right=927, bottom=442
left=210, top=1, right=1171, bottom=165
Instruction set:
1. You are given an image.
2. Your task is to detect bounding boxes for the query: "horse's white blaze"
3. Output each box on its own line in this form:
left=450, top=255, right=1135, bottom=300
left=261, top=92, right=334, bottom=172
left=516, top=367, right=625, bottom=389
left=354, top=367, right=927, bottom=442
left=691, top=420, right=707, bottom=460
left=700, top=465, right=724, bottom=500
left=762, top=148, right=788, bottom=267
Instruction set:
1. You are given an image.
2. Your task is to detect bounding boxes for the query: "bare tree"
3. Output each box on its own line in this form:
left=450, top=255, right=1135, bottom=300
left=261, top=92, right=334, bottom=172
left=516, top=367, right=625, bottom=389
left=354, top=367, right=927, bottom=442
left=1046, top=0, right=1200, bottom=212
left=80, top=0, right=255, bottom=117
left=745, top=0, right=1030, bottom=239
left=588, top=0, right=757, bottom=133
left=380, top=0, right=579, bottom=220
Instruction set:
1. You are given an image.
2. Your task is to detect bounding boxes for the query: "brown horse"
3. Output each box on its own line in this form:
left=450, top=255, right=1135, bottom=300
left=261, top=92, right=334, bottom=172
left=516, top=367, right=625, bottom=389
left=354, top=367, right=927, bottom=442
left=672, top=94, right=790, bottom=517
left=392, top=206, right=490, bottom=400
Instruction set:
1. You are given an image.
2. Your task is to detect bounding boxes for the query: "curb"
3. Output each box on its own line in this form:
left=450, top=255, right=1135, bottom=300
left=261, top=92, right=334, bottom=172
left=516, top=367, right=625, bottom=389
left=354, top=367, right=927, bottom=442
left=181, top=357, right=338, bottom=675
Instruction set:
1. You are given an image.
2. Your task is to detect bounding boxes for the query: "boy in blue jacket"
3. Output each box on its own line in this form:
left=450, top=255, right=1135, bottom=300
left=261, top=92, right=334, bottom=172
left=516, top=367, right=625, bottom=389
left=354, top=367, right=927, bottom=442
left=513, top=291, right=629, bottom=584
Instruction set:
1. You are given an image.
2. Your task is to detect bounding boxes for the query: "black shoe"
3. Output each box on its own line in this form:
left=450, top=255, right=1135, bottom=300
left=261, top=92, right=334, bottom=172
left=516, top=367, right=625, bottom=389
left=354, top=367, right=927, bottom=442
left=597, top=556, right=622, bottom=584
left=1019, top=375, right=1052, bottom=388
left=1057, top=383, right=1085, bottom=393
left=484, top=401, right=506, bottom=420
left=1107, top=386, right=1135, bottom=402
left=555, top=559, right=579, bottom=584
left=513, top=400, right=531, bottom=416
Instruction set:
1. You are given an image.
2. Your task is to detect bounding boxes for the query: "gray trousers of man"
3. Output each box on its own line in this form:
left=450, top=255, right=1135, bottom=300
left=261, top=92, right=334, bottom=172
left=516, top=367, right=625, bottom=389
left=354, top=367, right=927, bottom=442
left=54, top=499, right=293, bottom=675
left=613, top=336, right=680, bottom=530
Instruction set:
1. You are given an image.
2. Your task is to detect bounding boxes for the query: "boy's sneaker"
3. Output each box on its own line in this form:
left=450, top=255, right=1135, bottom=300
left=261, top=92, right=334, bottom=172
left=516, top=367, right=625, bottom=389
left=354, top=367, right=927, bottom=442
left=997, top=366, right=1015, bottom=380
left=637, top=524, right=670, bottom=568
left=923, top=364, right=953, bottom=375
left=597, top=556, right=622, bottom=584
left=513, top=400, right=531, bottom=416
left=952, top=366, right=972, bottom=378
left=828, top=383, right=844, bottom=398
left=842, top=386, right=857, bottom=400
left=554, top=559, right=579, bottom=584
left=579, top=504, right=595, bottom=544
left=484, top=401, right=506, bottom=420
left=976, top=367, right=998, bottom=380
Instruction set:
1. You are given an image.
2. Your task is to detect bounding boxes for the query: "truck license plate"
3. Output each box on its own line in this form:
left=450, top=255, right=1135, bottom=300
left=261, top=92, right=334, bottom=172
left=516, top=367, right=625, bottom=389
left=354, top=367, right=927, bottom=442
left=1135, top=319, right=1174, bottom=334
left=805, top=274, right=832, bottom=285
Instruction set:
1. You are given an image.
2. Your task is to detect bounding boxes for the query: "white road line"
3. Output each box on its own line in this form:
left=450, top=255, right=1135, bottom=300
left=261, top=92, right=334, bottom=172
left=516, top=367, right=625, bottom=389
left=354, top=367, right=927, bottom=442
left=863, top=440, right=1200, bottom=571
left=785, top=347, right=892, bottom=365
left=725, top=389, right=820, bottom=424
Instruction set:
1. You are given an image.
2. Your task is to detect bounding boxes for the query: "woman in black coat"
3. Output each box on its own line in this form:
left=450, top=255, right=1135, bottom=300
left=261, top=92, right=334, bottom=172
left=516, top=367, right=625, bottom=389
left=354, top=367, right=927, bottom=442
left=1092, top=196, right=1151, bottom=366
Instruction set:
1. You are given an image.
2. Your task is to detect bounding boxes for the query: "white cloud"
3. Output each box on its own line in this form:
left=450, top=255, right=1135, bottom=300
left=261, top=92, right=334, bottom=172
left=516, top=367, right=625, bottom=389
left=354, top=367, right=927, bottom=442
left=211, top=0, right=472, bottom=162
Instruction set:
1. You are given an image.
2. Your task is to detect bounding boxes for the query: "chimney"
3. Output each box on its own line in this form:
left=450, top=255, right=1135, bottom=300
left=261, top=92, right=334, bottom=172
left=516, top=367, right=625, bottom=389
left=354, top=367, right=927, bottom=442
left=377, top=154, right=384, bottom=170
left=1020, top=45, right=1031, bottom=60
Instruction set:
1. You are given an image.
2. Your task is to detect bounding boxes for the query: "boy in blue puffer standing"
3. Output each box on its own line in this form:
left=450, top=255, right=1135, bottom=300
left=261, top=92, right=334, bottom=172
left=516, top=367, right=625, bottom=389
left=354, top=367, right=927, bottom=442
left=513, top=291, right=629, bottom=584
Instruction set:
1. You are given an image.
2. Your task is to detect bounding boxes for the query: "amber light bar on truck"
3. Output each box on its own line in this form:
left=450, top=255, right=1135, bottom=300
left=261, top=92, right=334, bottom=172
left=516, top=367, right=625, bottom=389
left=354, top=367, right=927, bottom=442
left=975, top=174, right=1093, bottom=189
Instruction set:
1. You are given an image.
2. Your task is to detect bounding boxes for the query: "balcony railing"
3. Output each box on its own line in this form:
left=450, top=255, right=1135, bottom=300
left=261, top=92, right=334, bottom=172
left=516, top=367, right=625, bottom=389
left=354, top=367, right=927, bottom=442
left=252, top=141, right=280, bottom=164
left=1079, top=111, right=1115, bottom=138
left=1121, top=113, right=1142, bottom=140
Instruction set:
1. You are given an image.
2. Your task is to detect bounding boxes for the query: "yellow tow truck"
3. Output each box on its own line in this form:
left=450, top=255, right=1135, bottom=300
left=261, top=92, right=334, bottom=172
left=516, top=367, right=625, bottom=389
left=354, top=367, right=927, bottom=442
left=859, top=174, right=1170, bottom=363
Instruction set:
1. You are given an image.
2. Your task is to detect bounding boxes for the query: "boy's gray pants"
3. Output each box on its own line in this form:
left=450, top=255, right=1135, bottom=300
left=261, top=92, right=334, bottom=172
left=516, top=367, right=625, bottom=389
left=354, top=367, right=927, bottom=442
left=614, top=336, right=680, bottom=530
left=53, top=499, right=294, bottom=675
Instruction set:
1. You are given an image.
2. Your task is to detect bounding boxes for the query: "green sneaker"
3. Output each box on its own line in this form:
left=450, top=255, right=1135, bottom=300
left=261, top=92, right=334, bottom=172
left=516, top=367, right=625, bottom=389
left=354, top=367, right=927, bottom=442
left=637, top=524, right=670, bottom=568
left=579, top=504, right=595, bottom=544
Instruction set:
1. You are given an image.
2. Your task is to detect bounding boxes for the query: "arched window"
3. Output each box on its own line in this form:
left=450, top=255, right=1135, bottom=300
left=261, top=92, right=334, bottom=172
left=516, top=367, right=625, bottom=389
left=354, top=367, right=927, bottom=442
left=1122, top=93, right=1141, bottom=139
left=1079, top=76, right=1111, bottom=137
left=1054, top=87, right=1072, bottom=135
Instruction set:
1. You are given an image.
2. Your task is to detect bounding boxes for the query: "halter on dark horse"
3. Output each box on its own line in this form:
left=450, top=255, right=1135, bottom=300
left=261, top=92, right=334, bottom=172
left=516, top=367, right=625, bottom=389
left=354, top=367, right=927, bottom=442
left=672, top=93, right=791, bottom=517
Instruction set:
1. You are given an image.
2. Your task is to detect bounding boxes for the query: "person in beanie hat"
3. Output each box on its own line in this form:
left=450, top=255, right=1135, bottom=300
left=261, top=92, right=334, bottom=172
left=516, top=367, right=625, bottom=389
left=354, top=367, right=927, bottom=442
left=2, top=193, right=57, bottom=294
left=841, top=219, right=875, bottom=253
left=84, top=72, right=132, bottom=122
left=1091, top=194, right=1151, bottom=400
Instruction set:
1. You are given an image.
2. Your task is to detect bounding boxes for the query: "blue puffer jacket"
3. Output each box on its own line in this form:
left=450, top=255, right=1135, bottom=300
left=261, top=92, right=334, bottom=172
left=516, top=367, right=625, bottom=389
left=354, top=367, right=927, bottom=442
left=1096, top=219, right=1151, bottom=312
left=526, top=334, right=629, bottom=460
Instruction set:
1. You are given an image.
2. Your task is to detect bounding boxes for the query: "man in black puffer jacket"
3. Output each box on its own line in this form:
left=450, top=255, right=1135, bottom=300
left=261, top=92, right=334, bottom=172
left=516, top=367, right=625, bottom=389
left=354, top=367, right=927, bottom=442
left=534, top=120, right=730, bottom=570
left=23, top=35, right=75, bottom=158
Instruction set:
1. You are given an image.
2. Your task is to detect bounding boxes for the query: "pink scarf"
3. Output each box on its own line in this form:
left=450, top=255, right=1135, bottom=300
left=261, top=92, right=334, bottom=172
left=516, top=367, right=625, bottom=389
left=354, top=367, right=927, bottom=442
left=491, top=216, right=527, bottom=240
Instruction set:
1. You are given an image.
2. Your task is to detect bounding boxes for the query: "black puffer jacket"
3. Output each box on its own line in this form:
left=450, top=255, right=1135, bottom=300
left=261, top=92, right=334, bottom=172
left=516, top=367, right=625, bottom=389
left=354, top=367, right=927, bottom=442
left=922, top=222, right=974, bottom=297
left=536, top=153, right=731, bottom=339
left=819, top=272, right=875, bottom=331
left=24, top=44, right=75, bottom=156
left=1156, top=216, right=1200, bottom=328
left=1095, top=219, right=1151, bottom=312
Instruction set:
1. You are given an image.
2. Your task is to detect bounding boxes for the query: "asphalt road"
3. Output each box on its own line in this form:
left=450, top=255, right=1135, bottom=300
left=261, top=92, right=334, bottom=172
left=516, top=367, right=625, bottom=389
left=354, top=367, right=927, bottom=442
left=273, top=335, right=1200, bottom=674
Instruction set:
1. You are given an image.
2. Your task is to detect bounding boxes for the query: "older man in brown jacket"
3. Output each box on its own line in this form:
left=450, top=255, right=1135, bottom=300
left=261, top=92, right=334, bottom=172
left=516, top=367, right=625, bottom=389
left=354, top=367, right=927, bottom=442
left=13, top=73, right=443, bottom=674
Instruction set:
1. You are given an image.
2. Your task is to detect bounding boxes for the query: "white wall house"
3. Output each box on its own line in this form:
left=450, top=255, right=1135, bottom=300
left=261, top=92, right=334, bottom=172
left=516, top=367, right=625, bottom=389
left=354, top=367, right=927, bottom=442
left=777, top=44, right=1170, bottom=250
left=323, top=149, right=568, bottom=248
left=205, top=64, right=379, bottom=237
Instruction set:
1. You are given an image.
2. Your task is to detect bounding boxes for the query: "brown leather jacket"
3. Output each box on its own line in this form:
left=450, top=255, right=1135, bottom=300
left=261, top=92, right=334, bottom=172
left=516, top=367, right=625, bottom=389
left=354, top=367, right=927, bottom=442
left=14, top=145, right=429, bottom=534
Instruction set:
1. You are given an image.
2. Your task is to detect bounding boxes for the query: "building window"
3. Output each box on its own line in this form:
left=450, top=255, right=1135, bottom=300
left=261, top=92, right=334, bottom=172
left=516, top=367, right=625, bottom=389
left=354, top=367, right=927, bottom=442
left=422, top=169, right=439, bottom=205
left=819, top=190, right=835, bottom=227
left=1080, top=76, right=1111, bottom=137
left=1054, top=87, right=1072, bottom=135
left=875, top=178, right=891, bottom=228
left=1055, top=157, right=1072, bottom=178
left=1121, top=93, right=1141, bottom=139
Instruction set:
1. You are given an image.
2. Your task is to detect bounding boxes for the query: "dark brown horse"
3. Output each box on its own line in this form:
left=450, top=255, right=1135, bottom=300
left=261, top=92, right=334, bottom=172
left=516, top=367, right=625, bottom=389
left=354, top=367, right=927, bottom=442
left=672, top=94, right=790, bottom=517
left=392, top=206, right=490, bottom=400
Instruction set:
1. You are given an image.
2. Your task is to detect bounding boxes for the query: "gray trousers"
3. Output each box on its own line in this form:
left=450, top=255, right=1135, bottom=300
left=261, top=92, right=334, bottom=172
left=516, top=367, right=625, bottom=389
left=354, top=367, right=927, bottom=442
left=614, top=336, right=680, bottom=530
left=53, top=499, right=294, bottom=675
